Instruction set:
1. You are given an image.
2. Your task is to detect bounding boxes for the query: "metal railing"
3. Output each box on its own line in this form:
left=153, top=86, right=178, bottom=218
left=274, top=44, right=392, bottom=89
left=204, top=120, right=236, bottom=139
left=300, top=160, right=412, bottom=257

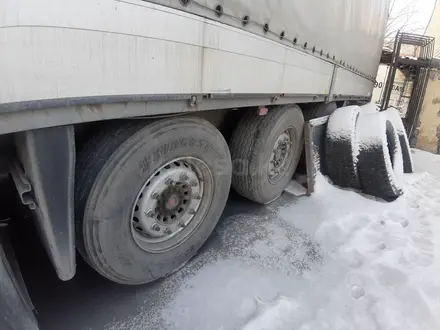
left=380, top=32, right=435, bottom=140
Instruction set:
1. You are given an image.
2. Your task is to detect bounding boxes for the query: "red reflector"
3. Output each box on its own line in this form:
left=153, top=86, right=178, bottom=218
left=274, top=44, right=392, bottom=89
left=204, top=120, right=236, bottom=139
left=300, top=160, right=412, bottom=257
left=258, top=107, right=268, bottom=116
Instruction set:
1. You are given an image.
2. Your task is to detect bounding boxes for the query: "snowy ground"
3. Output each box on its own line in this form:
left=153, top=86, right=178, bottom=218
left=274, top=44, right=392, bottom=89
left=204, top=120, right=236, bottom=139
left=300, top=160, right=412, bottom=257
left=413, top=149, right=440, bottom=177
left=99, top=149, right=440, bottom=330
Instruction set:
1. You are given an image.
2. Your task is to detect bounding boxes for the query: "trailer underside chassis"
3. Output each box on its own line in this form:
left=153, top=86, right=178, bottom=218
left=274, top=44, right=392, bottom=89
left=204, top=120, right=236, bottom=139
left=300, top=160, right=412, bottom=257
left=3, top=104, right=355, bottom=285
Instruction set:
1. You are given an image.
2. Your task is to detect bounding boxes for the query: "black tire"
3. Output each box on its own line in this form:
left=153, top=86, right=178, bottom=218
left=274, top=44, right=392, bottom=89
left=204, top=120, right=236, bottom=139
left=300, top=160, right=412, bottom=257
left=303, top=102, right=337, bottom=121
left=75, top=118, right=232, bottom=284
left=325, top=105, right=361, bottom=189
left=357, top=113, right=404, bottom=201
left=230, top=105, right=304, bottom=204
left=383, top=108, right=413, bottom=173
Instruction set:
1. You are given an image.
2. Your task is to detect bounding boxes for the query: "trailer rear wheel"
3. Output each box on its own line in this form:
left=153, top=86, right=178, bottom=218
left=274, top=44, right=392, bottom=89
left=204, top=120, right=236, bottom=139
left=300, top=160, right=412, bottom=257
left=230, top=105, right=304, bottom=204
left=75, top=118, right=232, bottom=284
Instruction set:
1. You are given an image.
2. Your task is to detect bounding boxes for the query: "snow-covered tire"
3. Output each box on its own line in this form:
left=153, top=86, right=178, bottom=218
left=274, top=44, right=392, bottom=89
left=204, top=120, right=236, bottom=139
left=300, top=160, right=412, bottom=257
left=357, top=112, right=404, bottom=201
left=230, top=105, right=304, bottom=204
left=359, top=103, right=380, bottom=114
left=75, top=118, right=232, bottom=284
left=325, top=105, right=361, bottom=188
left=383, top=108, right=413, bottom=173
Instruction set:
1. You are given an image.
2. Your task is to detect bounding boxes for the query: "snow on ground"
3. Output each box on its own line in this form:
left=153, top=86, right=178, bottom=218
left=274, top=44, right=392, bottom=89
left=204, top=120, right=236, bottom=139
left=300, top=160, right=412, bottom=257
left=413, top=148, right=440, bottom=177
left=105, top=150, right=440, bottom=330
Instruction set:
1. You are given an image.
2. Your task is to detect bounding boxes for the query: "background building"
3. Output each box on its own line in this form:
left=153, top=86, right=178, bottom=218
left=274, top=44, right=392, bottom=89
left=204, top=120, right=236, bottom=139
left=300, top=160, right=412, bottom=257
left=414, top=0, right=440, bottom=153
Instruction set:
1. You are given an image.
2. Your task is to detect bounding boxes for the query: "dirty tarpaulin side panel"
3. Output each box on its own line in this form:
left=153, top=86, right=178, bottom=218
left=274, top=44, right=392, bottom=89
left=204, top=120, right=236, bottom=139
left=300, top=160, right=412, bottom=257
left=146, top=0, right=389, bottom=78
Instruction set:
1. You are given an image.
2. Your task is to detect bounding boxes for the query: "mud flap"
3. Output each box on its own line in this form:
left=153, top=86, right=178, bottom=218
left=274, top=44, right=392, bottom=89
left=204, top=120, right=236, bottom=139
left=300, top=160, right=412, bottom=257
left=0, top=233, right=38, bottom=330
left=14, top=126, right=76, bottom=281
left=304, top=116, right=329, bottom=194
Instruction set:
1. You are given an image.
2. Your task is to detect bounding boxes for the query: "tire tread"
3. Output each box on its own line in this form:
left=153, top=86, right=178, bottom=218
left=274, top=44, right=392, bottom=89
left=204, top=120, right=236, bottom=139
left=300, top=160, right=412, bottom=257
left=325, top=106, right=361, bottom=188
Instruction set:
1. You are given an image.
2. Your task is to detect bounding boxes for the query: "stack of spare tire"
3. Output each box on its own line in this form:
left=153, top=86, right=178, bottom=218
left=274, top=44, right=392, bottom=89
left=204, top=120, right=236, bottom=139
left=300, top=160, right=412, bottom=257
left=325, top=105, right=413, bottom=201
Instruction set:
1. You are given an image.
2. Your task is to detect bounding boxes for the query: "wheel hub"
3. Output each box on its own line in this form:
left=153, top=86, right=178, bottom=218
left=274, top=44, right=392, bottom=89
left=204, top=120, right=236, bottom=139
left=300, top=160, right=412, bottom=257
left=268, top=131, right=292, bottom=180
left=131, top=160, right=203, bottom=242
left=158, top=183, right=192, bottom=220
left=165, top=193, right=179, bottom=211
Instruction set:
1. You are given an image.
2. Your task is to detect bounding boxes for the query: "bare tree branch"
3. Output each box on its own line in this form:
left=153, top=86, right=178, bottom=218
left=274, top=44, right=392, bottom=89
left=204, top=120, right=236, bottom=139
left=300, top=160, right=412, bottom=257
left=384, top=0, right=426, bottom=48
left=389, top=0, right=397, bottom=15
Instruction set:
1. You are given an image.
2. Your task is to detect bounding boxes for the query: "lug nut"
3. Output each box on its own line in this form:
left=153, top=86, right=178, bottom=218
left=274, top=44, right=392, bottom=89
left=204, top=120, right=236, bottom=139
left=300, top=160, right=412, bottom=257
left=190, top=181, right=198, bottom=187
left=165, top=178, right=174, bottom=186
left=151, top=223, right=160, bottom=231
left=178, top=222, right=186, bottom=228
left=188, top=209, right=196, bottom=215
left=180, top=173, right=189, bottom=181
left=152, top=192, right=160, bottom=200
left=147, top=210, right=155, bottom=218
left=164, top=227, right=172, bottom=235
left=193, top=193, right=201, bottom=200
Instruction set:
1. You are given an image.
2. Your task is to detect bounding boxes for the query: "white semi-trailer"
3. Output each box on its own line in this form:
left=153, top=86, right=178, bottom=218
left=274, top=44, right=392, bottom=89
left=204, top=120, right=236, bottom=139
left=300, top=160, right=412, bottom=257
left=0, top=0, right=389, bottom=329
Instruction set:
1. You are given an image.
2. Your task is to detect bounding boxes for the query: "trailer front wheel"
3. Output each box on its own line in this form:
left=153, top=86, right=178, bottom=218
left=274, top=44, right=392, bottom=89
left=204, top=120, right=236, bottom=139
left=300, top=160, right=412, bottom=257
left=75, top=118, right=232, bottom=285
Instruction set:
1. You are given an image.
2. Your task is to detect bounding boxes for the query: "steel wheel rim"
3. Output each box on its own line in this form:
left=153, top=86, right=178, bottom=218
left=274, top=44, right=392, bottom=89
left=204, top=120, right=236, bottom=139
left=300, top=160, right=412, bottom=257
left=130, top=157, right=213, bottom=252
left=268, top=128, right=294, bottom=183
